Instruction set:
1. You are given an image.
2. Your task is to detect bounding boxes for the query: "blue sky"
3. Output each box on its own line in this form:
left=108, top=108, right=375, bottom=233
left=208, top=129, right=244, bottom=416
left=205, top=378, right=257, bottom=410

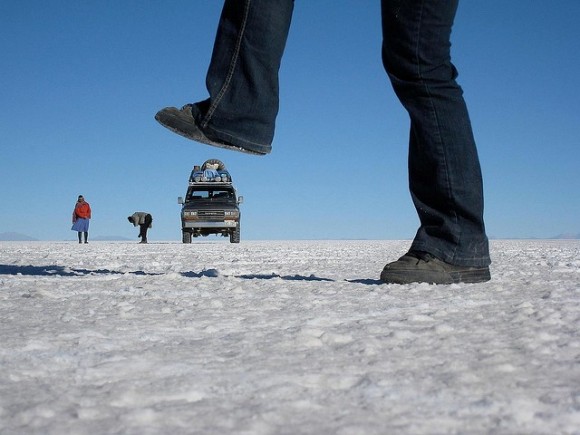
left=1, top=1, right=579, bottom=241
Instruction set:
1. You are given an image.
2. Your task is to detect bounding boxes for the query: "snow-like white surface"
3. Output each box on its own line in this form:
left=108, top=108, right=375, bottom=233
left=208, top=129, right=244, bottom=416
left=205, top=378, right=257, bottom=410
left=1, top=240, right=579, bottom=434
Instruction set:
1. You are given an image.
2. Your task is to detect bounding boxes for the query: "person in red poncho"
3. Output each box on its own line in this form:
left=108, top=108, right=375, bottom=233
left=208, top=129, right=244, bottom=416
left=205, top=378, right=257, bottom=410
left=71, top=195, right=91, bottom=243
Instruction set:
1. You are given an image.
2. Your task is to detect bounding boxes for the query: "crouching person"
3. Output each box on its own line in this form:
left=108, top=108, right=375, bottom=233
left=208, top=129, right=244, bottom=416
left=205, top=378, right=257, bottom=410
left=128, top=212, right=153, bottom=244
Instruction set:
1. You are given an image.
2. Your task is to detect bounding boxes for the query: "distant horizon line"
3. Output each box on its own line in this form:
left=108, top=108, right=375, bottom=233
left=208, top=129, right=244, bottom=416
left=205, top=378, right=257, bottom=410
left=1, top=235, right=580, bottom=242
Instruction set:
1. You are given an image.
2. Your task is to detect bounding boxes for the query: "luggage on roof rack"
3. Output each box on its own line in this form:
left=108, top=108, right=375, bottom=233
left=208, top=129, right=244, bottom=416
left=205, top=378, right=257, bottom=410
left=189, top=159, right=232, bottom=183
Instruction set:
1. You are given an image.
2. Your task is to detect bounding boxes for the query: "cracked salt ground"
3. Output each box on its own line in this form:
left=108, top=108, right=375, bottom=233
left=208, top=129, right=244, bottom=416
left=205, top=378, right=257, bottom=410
left=1, top=240, right=579, bottom=434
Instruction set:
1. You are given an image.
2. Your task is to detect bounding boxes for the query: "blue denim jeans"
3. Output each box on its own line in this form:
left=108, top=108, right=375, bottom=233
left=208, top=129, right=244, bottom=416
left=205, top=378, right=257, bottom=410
left=381, top=0, right=489, bottom=267
left=193, top=0, right=294, bottom=154
left=197, top=0, right=490, bottom=267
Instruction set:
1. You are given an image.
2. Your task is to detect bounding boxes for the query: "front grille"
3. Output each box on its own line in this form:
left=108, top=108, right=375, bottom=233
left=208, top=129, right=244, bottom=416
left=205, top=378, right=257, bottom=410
left=198, top=210, right=225, bottom=221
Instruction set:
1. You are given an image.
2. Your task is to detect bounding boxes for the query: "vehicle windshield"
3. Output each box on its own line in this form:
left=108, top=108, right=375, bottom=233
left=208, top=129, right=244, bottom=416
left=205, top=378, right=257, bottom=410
left=187, top=187, right=235, bottom=201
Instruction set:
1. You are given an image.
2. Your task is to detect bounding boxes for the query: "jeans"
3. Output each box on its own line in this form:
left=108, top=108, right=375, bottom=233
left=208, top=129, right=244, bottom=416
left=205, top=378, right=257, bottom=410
left=197, top=0, right=490, bottom=267
left=193, top=0, right=294, bottom=154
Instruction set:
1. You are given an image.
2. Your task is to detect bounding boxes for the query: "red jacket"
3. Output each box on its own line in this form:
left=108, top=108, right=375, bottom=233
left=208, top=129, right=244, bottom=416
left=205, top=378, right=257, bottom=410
left=73, top=201, right=91, bottom=221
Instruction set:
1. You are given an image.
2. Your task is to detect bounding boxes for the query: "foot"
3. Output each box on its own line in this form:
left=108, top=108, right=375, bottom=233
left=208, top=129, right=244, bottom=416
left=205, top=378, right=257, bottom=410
left=155, top=105, right=265, bottom=155
left=139, top=240, right=147, bottom=244
left=380, top=250, right=491, bottom=285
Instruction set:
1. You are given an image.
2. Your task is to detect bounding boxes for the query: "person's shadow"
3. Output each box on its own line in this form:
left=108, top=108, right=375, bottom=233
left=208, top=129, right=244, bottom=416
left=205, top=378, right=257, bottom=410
left=1, top=264, right=383, bottom=285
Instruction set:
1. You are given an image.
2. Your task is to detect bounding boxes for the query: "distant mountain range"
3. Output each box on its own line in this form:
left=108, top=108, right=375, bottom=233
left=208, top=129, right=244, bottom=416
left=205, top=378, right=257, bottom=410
left=91, top=235, right=132, bottom=241
left=551, top=233, right=580, bottom=239
left=0, top=232, right=130, bottom=241
left=0, top=232, right=38, bottom=241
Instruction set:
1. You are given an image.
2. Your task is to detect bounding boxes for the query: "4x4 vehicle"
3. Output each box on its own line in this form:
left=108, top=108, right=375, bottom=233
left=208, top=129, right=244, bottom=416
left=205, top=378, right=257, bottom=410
left=178, top=159, right=243, bottom=243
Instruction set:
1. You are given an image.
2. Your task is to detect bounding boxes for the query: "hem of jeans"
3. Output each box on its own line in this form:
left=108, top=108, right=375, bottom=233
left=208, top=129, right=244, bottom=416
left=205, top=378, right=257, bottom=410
left=410, top=241, right=491, bottom=268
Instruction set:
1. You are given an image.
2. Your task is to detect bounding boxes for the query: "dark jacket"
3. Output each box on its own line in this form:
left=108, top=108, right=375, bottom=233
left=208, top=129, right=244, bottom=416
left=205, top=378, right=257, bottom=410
left=128, top=212, right=152, bottom=227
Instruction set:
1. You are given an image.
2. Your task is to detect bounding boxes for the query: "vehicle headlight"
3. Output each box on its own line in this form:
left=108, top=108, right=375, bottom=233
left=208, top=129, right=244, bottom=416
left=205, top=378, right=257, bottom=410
left=183, top=211, right=197, bottom=217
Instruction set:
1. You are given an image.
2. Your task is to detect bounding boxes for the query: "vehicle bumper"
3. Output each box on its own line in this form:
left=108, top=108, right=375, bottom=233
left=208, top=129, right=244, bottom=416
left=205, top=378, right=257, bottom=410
left=182, top=221, right=237, bottom=229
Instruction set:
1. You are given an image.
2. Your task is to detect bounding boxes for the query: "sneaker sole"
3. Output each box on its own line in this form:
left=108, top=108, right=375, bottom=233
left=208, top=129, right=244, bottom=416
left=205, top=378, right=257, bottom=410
left=380, top=268, right=491, bottom=285
left=155, top=109, right=266, bottom=156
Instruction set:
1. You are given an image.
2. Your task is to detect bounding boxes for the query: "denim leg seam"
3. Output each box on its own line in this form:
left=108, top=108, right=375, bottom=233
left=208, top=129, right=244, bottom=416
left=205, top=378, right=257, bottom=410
left=202, top=0, right=252, bottom=129
left=414, top=0, right=460, bottom=260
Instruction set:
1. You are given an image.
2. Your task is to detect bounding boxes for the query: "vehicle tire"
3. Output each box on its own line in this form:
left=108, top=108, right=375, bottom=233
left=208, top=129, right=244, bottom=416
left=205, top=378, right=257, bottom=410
left=230, top=225, right=240, bottom=243
left=182, top=231, right=192, bottom=244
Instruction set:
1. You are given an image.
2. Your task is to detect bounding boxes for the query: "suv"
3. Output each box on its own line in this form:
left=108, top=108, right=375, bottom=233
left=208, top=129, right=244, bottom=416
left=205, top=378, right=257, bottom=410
left=178, top=159, right=243, bottom=243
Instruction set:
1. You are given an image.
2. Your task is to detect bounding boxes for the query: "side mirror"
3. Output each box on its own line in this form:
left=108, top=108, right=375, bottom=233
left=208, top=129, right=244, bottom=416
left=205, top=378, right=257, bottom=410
left=178, top=196, right=184, bottom=204
left=237, top=196, right=244, bottom=205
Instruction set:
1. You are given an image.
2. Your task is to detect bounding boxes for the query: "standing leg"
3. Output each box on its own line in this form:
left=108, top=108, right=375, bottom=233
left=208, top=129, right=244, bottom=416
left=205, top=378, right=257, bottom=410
left=78, top=232, right=82, bottom=244
left=155, top=0, right=294, bottom=155
left=83, top=232, right=88, bottom=244
left=381, top=0, right=490, bottom=266
left=140, top=214, right=152, bottom=243
left=380, top=0, right=490, bottom=283
left=139, top=224, right=147, bottom=243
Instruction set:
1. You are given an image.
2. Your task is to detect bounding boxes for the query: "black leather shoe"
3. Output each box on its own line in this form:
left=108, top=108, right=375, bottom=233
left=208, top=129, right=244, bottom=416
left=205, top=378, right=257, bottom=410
left=380, top=250, right=491, bottom=284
